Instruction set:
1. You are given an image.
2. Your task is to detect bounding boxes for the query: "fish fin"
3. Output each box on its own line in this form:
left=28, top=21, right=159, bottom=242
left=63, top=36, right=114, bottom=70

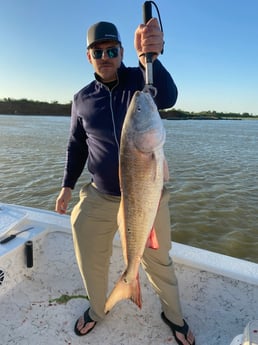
left=117, top=197, right=128, bottom=266
left=104, top=273, right=142, bottom=313
left=163, top=158, right=170, bottom=181
left=146, top=227, right=159, bottom=249
left=152, top=152, right=169, bottom=182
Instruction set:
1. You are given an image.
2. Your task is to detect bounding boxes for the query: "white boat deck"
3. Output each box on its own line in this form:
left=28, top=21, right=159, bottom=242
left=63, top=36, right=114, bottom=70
left=0, top=204, right=258, bottom=345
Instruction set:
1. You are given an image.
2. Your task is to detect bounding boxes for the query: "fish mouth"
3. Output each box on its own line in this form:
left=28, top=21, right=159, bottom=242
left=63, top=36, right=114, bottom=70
left=142, top=85, right=157, bottom=97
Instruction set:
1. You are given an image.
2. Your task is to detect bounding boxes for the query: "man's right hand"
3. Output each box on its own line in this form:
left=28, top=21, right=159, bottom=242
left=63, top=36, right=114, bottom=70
left=55, top=187, right=72, bottom=214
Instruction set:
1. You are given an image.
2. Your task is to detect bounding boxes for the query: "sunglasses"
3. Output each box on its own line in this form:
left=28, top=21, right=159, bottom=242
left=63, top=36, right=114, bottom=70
left=91, top=46, right=120, bottom=60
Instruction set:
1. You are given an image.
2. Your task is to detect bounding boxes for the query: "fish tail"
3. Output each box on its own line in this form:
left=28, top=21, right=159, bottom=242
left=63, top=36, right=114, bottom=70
left=104, top=273, right=142, bottom=313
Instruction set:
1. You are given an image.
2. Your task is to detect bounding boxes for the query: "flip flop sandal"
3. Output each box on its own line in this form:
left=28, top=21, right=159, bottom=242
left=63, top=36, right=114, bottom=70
left=161, top=312, right=195, bottom=345
left=74, top=307, right=97, bottom=336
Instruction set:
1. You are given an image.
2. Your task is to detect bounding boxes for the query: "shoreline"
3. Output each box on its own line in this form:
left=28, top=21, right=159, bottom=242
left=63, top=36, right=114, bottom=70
left=0, top=99, right=257, bottom=119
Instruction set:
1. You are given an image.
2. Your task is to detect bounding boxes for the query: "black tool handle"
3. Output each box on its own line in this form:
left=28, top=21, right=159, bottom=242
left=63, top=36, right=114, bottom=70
left=143, top=1, right=153, bottom=63
left=143, top=1, right=153, bottom=85
left=143, top=1, right=152, bottom=24
left=0, top=234, right=16, bottom=244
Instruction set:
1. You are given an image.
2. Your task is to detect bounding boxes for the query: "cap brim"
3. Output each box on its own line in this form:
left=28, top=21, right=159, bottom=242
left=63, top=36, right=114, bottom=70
left=87, top=38, right=121, bottom=49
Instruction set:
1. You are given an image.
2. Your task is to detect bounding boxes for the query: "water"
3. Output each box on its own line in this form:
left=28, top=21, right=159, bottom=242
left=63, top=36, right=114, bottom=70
left=1, top=115, right=258, bottom=263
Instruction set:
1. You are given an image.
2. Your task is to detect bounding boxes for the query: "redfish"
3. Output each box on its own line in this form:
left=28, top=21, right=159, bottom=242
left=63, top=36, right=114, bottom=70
left=105, top=90, right=169, bottom=313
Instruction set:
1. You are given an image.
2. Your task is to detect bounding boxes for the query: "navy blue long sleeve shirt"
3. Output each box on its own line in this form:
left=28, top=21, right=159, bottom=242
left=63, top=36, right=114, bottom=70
left=62, top=60, right=177, bottom=196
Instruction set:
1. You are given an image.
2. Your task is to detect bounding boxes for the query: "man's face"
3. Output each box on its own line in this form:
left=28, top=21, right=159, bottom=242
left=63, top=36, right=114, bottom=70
left=87, top=41, right=123, bottom=82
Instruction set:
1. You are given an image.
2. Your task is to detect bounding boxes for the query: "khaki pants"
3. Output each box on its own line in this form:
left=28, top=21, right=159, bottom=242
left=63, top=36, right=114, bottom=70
left=71, top=182, right=183, bottom=325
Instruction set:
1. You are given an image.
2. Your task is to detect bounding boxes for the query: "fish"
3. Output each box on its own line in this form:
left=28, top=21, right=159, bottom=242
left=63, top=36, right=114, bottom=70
left=104, top=90, right=169, bottom=313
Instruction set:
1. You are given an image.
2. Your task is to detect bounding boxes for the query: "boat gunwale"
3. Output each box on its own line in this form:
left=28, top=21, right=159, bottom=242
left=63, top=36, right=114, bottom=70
left=1, top=203, right=258, bottom=287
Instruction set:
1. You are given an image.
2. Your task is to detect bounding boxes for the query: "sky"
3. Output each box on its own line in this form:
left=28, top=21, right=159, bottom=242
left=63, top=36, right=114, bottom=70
left=0, top=0, right=258, bottom=114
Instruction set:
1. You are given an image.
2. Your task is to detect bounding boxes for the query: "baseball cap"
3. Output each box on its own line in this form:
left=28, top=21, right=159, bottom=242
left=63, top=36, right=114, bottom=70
left=87, top=21, right=121, bottom=49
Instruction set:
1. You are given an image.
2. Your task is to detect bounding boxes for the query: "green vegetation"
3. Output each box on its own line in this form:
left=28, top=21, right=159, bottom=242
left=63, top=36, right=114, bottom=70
left=0, top=98, right=257, bottom=119
left=159, top=109, right=258, bottom=120
left=0, top=98, right=71, bottom=116
left=49, top=294, right=88, bottom=305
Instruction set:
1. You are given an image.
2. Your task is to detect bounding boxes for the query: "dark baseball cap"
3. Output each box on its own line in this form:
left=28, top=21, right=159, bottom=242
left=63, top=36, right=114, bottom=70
left=87, top=21, right=121, bottom=49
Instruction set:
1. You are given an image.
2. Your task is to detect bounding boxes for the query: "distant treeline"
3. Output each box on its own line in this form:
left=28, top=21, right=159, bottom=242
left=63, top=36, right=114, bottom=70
left=160, top=109, right=258, bottom=120
left=0, top=98, right=71, bottom=116
left=0, top=98, right=257, bottom=119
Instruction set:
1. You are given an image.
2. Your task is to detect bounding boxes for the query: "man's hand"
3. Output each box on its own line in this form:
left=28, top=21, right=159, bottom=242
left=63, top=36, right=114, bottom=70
left=134, top=18, right=164, bottom=66
left=55, top=187, right=72, bottom=214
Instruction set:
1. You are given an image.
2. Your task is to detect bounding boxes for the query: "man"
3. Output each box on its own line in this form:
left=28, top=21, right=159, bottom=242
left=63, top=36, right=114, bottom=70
left=56, top=19, right=195, bottom=345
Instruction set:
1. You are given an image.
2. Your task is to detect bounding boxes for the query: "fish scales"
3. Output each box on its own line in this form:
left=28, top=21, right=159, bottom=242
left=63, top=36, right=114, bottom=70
left=105, top=90, right=167, bottom=313
left=120, top=144, right=163, bottom=262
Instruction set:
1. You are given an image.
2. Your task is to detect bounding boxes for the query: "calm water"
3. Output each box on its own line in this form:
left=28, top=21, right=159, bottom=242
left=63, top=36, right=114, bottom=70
left=1, top=115, right=258, bottom=263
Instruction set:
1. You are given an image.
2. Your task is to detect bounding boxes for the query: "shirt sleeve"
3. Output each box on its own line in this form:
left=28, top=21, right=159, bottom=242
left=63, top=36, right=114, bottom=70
left=62, top=101, right=88, bottom=189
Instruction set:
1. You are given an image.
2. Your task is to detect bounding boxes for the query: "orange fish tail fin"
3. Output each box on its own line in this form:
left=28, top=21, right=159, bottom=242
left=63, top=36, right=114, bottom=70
left=104, top=273, right=142, bottom=314
left=146, top=227, right=159, bottom=249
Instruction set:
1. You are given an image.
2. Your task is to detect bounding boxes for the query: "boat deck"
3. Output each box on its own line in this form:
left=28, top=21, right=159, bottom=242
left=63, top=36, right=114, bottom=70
left=0, top=204, right=258, bottom=344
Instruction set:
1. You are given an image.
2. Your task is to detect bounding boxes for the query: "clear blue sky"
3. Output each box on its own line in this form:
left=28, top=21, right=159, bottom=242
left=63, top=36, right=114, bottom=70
left=1, top=0, right=258, bottom=114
